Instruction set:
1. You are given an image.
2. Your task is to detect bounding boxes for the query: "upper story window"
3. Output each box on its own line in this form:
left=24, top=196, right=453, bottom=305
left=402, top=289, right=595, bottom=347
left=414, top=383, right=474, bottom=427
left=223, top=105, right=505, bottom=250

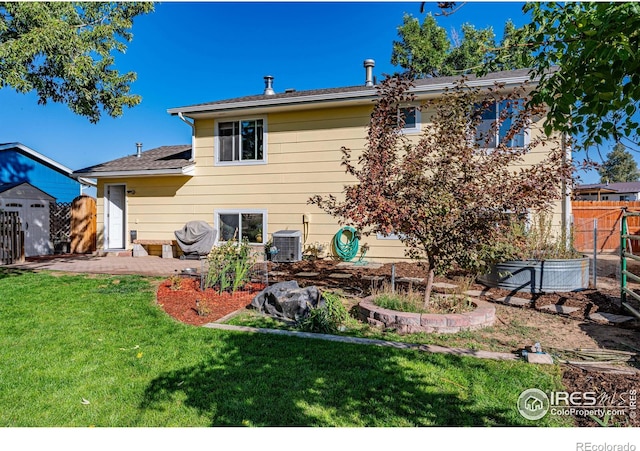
left=396, top=106, right=420, bottom=134
left=216, top=118, right=266, bottom=165
left=475, top=100, right=528, bottom=149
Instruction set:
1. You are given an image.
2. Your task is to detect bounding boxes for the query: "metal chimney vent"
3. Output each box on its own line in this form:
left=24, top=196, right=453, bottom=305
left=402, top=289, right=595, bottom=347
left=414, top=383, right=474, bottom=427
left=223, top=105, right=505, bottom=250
left=263, top=75, right=275, bottom=95
left=136, top=142, right=143, bottom=158
left=364, top=59, right=375, bottom=87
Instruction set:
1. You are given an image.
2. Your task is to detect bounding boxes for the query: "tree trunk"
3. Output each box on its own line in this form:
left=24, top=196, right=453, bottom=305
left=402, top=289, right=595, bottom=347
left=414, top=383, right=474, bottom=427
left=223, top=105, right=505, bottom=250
left=423, top=267, right=435, bottom=309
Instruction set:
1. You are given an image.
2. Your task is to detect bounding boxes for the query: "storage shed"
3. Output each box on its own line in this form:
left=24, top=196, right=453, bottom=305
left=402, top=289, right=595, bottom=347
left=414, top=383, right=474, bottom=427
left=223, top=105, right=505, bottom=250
left=0, top=182, right=54, bottom=257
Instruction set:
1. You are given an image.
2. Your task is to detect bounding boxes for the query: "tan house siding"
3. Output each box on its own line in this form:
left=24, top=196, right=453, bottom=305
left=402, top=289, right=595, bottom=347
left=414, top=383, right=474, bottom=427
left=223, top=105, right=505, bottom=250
left=189, top=105, right=408, bottom=261
left=94, top=96, right=568, bottom=262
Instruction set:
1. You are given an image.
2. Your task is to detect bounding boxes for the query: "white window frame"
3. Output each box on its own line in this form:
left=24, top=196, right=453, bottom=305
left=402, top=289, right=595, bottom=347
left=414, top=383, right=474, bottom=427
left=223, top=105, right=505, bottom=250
left=215, top=116, right=268, bottom=166
left=214, top=209, right=267, bottom=245
left=397, top=106, right=421, bottom=134
left=474, top=99, right=530, bottom=149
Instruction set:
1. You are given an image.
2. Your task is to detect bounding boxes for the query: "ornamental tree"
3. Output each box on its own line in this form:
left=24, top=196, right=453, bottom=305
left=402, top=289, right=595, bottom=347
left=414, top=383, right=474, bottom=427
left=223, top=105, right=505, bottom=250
left=310, top=73, right=573, bottom=305
left=0, top=2, right=154, bottom=123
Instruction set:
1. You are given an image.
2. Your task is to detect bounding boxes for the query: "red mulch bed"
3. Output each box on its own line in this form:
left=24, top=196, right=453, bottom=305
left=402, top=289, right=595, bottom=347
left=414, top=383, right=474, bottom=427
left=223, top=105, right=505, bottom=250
left=156, top=277, right=262, bottom=326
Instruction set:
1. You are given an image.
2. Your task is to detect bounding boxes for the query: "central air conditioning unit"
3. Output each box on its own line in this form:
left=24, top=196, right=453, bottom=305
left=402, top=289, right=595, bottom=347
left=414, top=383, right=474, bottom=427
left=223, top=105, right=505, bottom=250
left=271, top=230, right=302, bottom=263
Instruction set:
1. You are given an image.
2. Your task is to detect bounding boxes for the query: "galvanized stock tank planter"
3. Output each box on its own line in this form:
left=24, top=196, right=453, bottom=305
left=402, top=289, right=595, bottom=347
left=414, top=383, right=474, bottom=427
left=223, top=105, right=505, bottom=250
left=478, top=257, right=590, bottom=293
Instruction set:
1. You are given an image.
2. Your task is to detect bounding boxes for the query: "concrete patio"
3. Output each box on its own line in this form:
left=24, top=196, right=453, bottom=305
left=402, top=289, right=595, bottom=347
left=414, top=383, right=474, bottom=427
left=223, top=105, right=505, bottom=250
left=4, top=254, right=204, bottom=277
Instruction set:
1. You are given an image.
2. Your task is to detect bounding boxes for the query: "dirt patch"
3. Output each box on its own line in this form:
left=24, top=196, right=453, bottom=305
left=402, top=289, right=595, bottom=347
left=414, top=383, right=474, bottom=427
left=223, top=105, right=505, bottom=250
left=562, top=365, right=640, bottom=427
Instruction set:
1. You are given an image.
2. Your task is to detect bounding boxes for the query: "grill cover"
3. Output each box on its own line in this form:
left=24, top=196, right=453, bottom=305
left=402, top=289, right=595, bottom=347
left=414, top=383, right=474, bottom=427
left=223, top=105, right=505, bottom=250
left=174, top=221, right=216, bottom=256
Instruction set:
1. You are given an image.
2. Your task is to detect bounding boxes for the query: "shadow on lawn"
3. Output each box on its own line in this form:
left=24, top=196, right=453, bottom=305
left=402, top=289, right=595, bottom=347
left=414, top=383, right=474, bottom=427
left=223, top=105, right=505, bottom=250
left=139, top=333, right=532, bottom=427
left=0, top=267, right=33, bottom=279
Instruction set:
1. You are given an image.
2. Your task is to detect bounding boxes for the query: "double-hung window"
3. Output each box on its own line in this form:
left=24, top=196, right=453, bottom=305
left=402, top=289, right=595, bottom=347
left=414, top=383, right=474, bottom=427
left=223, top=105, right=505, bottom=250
left=216, top=210, right=266, bottom=244
left=216, top=118, right=266, bottom=164
left=475, top=100, right=528, bottom=149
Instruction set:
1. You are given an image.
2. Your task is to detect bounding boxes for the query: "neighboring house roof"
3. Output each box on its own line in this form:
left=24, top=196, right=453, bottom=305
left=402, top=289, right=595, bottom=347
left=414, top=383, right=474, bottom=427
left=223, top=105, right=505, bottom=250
left=0, top=142, right=96, bottom=187
left=0, top=181, right=55, bottom=200
left=73, top=145, right=194, bottom=178
left=168, top=68, right=536, bottom=118
left=575, top=182, right=640, bottom=194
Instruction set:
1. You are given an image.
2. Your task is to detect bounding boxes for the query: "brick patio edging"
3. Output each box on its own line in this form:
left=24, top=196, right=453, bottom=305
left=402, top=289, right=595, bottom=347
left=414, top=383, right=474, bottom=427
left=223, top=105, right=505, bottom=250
left=357, top=296, right=496, bottom=334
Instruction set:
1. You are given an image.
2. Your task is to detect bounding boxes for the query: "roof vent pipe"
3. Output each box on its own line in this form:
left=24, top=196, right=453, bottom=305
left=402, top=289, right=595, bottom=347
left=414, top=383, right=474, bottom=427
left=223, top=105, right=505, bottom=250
left=364, top=59, right=375, bottom=87
left=136, top=142, right=142, bottom=158
left=263, top=75, right=275, bottom=95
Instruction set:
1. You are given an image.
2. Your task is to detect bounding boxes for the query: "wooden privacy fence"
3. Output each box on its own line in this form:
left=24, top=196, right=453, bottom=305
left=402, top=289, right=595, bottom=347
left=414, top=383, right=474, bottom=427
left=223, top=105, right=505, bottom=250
left=0, top=210, right=24, bottom=264
left=70, top=195, right=96, bottom=254
left=572, top=201, right=640, bottom=253
left=48, top=196, right=96, bottom=254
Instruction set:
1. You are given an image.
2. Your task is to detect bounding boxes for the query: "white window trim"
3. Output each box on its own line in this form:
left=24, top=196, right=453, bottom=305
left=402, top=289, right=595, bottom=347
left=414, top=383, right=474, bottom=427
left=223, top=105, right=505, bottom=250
left=398, top=105, right=421, bottom=135
left=475, top=100, right=531, bottom=150
left=214, top=116, right=268, bottom=166
left=214, top=209, right=268, bottom=245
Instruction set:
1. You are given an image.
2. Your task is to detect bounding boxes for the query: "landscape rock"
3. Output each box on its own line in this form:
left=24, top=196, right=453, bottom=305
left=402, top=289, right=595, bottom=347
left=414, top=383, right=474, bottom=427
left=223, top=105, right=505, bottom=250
left=251, top=281, right=325, bottom=321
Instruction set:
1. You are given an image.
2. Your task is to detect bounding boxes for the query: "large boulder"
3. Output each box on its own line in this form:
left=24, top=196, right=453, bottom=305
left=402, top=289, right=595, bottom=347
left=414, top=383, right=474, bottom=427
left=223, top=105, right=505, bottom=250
left=251, top=281, right=325, bottom=321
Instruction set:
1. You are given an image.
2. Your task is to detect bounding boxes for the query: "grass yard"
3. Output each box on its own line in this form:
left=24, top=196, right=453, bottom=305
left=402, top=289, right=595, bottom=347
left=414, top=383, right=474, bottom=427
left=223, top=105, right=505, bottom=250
left=0, top=269, right=571, bottom=427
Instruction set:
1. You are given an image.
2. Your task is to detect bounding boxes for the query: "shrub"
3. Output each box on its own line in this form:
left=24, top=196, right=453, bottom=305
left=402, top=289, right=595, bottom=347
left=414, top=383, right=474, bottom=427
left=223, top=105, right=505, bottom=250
left=372, top=283, right=473, bottom=314
left=168, top=275, right=182, bottom=291
left=297, top=291, right=348, bottom=334
left=205, top=238, right=253, bottom=293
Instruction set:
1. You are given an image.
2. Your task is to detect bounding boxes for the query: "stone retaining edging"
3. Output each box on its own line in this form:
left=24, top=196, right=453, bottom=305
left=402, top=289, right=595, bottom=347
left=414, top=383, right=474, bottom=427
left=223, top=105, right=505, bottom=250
left=357, top=296, right=496, bottom=334
left=203, top=323, right=517, bottom=361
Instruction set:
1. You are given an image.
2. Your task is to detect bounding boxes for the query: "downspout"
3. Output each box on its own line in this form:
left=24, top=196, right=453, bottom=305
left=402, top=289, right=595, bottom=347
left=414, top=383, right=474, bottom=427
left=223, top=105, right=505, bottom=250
left=178, top=112, right=196, bottom=162
left=561, top=132, right=572, bottom=245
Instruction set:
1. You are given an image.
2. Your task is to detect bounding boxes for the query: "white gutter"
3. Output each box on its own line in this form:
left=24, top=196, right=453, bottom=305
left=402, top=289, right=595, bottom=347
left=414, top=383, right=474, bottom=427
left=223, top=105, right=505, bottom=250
left=77, top=164, right=196, bottom=179
left=177, top=112, right=196, bottom=162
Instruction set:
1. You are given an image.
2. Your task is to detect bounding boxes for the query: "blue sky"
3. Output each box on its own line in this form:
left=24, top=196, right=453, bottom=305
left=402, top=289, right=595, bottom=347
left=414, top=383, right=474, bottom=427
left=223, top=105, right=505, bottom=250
left=0, top=1, right=603, bottom=183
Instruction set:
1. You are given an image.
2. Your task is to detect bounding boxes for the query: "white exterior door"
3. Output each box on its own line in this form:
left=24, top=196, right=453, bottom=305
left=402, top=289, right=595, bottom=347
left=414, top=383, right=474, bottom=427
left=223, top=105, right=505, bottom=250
left=105, top=184, right=126, bottom=249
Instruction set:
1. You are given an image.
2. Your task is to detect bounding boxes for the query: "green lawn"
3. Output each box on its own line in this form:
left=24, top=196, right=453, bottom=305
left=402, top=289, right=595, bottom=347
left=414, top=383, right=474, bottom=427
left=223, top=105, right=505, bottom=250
left=0, top=268, right=571, bottom=427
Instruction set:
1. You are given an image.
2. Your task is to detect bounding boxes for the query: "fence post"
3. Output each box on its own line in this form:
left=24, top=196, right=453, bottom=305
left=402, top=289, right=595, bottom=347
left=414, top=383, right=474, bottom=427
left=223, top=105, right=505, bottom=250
left=593, top=218, right=597, bottom=288
left=391, top=263, right=396, bottom=294
left=621, top=212, right=627, bottom=304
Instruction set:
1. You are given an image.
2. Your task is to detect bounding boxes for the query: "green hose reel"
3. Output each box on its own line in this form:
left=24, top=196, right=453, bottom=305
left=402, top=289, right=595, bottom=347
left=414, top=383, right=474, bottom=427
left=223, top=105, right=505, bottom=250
left=333, top=226, right=359, bottom=261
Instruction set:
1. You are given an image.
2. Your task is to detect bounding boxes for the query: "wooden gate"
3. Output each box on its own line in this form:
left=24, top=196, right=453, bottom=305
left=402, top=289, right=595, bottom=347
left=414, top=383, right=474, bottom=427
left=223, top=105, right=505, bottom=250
left=0, top=210, right=24, bottom=264
left=70, top=195, right=97, bottom=254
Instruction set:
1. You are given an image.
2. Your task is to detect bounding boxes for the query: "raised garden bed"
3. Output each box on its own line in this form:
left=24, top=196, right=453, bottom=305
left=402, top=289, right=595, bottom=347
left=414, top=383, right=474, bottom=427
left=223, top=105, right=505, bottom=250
left=357, top=296, right=496, bottom=334
left=478, top=258, right=590, bottom=293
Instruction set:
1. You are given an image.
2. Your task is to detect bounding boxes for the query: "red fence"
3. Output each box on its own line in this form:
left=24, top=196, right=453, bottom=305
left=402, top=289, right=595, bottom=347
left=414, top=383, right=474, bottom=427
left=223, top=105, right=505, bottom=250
left=572, top=201, right=640, bottom=253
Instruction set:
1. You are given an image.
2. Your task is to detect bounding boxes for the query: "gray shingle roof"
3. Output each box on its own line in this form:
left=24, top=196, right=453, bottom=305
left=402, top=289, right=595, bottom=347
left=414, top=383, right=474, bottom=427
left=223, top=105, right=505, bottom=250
left=74, top=145, right=192, bottom=175
left=576, top=182, right=640, bottom=193
left=169, top=68, right=535, bottom=112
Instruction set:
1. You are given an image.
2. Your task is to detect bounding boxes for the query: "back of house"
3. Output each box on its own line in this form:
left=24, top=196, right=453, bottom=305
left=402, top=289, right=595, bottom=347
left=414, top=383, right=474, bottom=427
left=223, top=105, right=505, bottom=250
left=74, top=62, right=570, bottom=262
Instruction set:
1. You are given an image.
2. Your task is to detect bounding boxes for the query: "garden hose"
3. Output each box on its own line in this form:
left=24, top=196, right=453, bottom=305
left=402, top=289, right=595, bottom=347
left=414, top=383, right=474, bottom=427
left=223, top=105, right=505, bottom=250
left=333, top=226, right=359, bottom=261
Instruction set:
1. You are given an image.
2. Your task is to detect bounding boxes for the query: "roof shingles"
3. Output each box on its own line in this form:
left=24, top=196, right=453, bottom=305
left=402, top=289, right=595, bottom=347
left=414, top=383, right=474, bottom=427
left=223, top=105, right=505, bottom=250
left=74, top=145, right=192, bottom=175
